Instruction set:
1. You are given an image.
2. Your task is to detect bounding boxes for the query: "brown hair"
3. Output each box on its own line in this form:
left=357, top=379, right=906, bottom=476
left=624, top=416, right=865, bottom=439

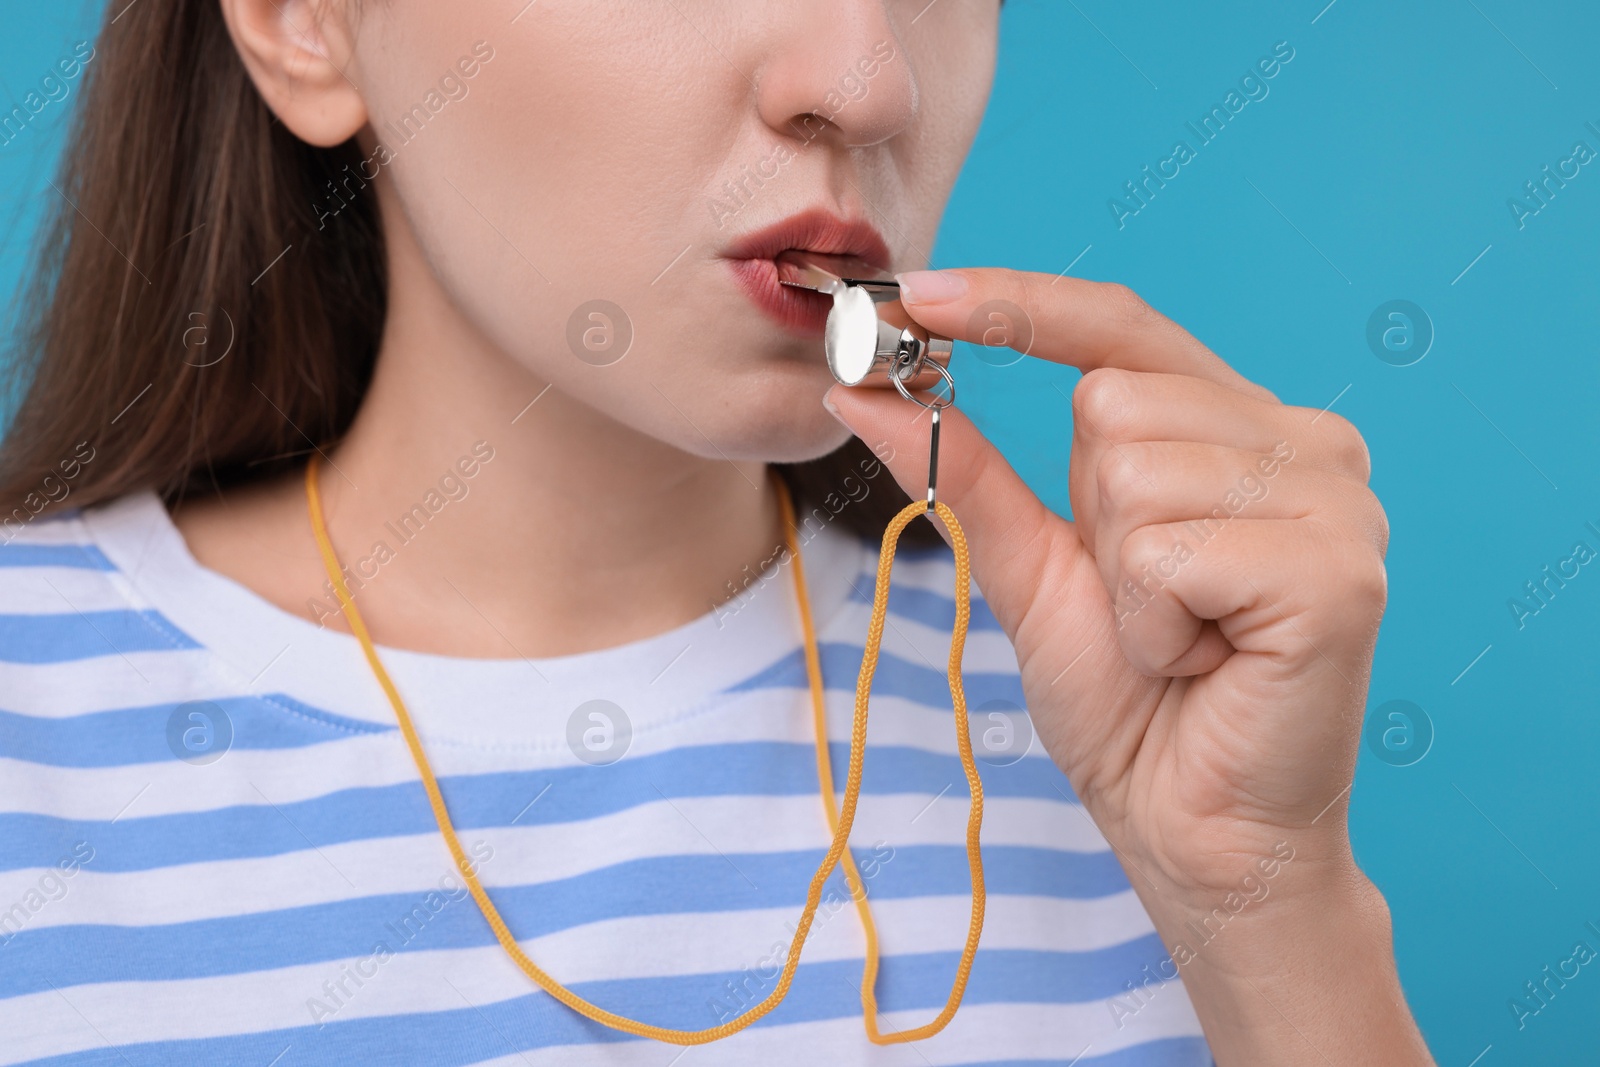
left=0, top=1, right=937, bottom=547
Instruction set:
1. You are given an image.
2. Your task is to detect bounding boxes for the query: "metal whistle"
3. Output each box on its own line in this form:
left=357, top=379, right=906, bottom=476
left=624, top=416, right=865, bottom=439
left=778, top=250, right=954, bottom=513
left=775, top=250, right=954, bottom=389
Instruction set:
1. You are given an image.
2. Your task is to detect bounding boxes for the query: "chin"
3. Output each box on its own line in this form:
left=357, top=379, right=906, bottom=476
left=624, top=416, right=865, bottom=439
left=764, top=421, right=858, bottom=464
left=669, top=395, right=855, bottom=465
left=689, top=350, right=858, bottom=463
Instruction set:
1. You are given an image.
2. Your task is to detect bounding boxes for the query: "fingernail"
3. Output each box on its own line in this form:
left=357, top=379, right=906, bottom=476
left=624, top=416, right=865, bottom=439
left=821, top=387, right=846, bottom=424
left=895, top=269, right=967, bottom=306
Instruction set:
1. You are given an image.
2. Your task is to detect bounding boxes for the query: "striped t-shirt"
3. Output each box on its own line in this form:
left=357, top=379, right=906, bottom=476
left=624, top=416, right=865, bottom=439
left=0, top=490, right=1211, bottom=1065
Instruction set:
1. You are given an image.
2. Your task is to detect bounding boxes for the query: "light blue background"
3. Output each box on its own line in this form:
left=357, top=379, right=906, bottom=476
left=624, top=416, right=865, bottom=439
left=4, top=1, right=1598, bottom=1061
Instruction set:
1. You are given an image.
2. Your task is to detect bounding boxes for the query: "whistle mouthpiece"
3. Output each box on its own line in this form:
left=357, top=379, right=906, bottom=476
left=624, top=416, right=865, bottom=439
left=774, top=250, right=895, bottom=295
left=775, top=250, right=952, bottom=389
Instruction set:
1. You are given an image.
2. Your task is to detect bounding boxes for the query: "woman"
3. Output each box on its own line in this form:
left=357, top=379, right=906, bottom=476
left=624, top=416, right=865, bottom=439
left=0, top=0, right=1433, bottom=1063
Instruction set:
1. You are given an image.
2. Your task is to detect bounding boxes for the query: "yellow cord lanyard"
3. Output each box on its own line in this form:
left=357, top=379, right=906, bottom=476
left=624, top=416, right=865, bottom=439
left=304, top=393, right=983, bottom=1046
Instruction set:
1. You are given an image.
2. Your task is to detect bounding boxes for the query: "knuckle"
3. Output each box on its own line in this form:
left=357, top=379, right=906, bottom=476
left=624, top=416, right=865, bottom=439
left=1098, top=281, right=1153, bottom=331
left=1293, top=538, right=1388, bottom=651
left=1316, top=411, right=1372, bottom=481
left=1073, top=367, right=1140, bottom=441
left=1095, top=445, right=1155, bottom=514
left=1119, top=523, right=1175, bottom=578
left=1001, top=268, right=1043, bottom=325
left=1355, top=485, right=1391, bottom=557
left=1321, top=535, right=1387, bottom=613
left=1349, top=547, right=1389, bottom=613
left=1245, top=381, right=1282, bottom=405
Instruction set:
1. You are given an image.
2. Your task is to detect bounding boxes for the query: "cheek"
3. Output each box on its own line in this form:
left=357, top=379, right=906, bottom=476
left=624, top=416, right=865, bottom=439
left=896, top=9, right=998, bottom=201
left=362, top=3, right=734, bottom=371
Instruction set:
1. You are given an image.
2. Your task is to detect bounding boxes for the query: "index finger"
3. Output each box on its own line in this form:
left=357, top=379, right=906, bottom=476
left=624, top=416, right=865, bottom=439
left=895, top=266, right=1275, bottom=401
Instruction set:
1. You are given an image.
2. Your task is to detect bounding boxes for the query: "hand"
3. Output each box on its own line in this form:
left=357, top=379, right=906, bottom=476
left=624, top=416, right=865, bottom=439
left=825, top=268, right=1432, bottom=1064
left=828, top=266, right=1383, bottom=891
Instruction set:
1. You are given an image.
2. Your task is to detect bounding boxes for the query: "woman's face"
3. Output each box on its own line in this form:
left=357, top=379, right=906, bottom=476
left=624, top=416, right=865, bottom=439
left=344, top=1, right=1000, bottom=462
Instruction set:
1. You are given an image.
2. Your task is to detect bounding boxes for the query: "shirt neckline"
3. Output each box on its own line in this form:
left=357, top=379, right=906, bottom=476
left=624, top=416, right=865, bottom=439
left=81, top=489, right=868, bottom=748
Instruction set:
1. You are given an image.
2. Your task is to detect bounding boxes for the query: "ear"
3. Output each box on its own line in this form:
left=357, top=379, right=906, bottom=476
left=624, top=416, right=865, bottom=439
left=218, top=0, right=366, bottom=147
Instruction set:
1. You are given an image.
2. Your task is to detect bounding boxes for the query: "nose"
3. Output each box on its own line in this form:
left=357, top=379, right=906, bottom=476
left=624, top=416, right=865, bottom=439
left=754, top=3, right=918, bottom=150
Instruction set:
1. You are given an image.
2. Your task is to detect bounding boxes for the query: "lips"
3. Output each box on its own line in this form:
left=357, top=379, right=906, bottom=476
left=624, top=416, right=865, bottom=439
left=724, top=208, right=893, bottom=338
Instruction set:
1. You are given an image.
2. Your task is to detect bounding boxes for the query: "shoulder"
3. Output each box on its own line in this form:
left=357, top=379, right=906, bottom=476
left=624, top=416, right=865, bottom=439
left=0, top=493, right=206, bottom=711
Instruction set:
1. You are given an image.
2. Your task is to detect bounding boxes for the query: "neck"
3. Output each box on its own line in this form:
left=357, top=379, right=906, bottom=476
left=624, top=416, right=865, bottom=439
left=327, top=257, right=781, bottom=658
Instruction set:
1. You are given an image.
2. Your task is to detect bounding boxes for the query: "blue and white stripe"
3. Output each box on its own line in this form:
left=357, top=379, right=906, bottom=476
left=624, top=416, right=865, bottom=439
left=0, top=491, right=1211, bottom=1065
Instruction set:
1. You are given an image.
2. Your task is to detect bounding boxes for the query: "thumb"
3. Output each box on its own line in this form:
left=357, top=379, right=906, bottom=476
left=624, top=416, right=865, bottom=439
left=823, top=382, right=1079, bottom=636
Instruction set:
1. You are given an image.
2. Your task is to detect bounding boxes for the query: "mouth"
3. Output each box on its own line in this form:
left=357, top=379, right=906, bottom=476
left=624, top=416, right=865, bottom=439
left=723, top=208, right=893, bottom=338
